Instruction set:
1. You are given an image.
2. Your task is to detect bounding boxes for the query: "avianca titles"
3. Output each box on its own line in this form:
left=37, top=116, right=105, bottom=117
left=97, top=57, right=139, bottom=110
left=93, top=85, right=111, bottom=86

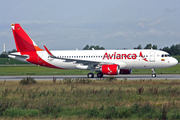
left=9, top=23, right=178, bottom=78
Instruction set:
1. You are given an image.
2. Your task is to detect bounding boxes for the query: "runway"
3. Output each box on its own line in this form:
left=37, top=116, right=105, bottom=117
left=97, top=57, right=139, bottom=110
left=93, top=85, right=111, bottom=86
left=0, top=74, right=180, bottom=81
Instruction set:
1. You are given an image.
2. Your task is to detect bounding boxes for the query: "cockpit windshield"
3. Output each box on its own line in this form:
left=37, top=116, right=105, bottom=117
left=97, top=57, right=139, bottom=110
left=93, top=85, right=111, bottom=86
left=161, top=54, right=171, bottom=57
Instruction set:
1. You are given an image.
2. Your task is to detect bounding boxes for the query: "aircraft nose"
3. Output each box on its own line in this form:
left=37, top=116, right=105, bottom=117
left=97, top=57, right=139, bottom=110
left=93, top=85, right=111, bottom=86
left=172, top=58, right=178, bottom=65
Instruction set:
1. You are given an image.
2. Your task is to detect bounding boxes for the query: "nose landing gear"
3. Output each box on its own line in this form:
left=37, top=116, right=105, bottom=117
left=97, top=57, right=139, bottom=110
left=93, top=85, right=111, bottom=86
left=151, top=68, right=156, bottom=78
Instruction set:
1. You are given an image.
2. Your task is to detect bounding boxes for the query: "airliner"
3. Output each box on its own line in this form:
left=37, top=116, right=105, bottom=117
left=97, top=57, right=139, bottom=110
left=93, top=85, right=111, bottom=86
left=8, top=23, right=178, bottom=78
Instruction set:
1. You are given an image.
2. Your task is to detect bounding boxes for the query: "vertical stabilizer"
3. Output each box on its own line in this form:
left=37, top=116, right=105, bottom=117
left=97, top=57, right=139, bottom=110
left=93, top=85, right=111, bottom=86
left=11, top=23, right=43, bottom=52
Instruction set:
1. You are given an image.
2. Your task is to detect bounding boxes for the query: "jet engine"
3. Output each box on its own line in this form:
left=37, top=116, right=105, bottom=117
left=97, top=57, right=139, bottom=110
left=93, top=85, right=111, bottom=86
left=95, top=64, right=120, bottom=75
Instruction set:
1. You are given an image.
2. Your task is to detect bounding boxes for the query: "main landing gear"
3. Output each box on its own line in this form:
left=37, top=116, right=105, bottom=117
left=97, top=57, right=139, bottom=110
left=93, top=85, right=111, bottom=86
left=87, top=73, right=94, bottom=78
left=97, top=72, right=103, bottom=78
left=87, top=72, right=103, bottom=78
left=151, top=68, right=156, bottom=78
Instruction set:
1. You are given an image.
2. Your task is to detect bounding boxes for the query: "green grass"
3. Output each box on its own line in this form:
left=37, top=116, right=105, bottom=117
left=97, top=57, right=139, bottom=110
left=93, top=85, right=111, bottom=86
left=0, top=64, right=180, bottom=75
left=0, top=66, right=91, bottom=75
left=133, top=64, right=180, bottom=74
left=0, top=79, right=180, bottom=119
left=0, top=58, right=28, bottom=65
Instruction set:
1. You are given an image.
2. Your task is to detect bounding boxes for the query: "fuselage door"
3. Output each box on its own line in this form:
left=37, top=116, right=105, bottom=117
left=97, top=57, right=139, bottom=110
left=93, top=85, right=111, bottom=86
left=149, top=51, right=155, bottom=62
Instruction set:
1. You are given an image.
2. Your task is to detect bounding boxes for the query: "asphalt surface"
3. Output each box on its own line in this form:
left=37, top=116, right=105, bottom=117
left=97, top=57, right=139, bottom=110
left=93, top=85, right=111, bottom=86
left=0, top=74, right=180, bottom=81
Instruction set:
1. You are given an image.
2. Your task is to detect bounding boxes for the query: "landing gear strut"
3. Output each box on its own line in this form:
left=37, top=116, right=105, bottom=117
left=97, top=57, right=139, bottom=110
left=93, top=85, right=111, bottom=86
left=87, top=73, right=94, bottom=78
left=97, top=72, right=103, bottom=78
left=151, top=68, right=156, bottom=78
left=87, top=67, right=95, bottom=78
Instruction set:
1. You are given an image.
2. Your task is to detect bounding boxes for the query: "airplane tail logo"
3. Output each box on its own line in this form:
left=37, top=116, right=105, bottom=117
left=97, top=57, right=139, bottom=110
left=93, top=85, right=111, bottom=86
left=11, top=23, right=43, bottom=52
left=10, top=23, right=63, bottom=69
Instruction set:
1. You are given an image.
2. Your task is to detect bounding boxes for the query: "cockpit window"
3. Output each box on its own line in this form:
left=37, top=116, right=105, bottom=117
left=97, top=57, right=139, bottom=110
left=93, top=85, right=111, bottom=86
left=161, top=54, right=171, bottom=57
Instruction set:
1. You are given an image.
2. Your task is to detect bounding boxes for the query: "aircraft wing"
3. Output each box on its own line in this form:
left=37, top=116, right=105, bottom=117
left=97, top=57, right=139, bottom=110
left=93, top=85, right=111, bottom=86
left=44, top=45, right=114, bottom=66
left=56, top=57, right=115, bottom=65
left=60, top=58, right=101, bottom=65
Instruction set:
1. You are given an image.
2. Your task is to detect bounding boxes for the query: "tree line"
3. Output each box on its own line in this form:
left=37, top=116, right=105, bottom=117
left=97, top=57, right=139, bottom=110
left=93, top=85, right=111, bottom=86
left=83, top=43, right=180, bottom=56
left=82, top=44, right=105, bottom=50
left=0, top=49, right=17, bottom=58
left=134, top=43, right=180, bottom=55
left=0, top=43, right=179, bottom=58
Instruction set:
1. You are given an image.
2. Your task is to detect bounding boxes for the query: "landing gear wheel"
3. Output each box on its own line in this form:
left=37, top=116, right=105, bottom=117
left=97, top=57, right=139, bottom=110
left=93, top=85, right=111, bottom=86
left=152, top=73, right=156, bottom=78
left=97, top=72, right=103, bottom=78
left=151, top=68, right=156, bottom=78
left=87, top=73, right=94, bottom=78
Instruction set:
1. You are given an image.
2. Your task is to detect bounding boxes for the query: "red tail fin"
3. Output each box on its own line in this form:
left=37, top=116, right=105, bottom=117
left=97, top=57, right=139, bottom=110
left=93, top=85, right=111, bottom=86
left=11, top=23, right=43, bottom=52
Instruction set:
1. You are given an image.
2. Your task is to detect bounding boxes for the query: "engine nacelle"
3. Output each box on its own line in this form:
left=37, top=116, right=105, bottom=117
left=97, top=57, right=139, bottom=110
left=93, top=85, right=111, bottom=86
left=95, top=64, right=120, bottom=75
left=120, top=69, right=132, bottom=74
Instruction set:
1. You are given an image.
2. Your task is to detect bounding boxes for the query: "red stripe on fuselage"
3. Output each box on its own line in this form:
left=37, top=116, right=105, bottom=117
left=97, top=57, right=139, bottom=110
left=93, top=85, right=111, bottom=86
left=21, top=51, right=64, bottom=69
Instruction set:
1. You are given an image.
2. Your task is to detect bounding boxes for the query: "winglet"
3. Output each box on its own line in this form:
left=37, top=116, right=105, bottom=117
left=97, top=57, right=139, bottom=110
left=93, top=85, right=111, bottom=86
left=44, top=45, right=54, bottom=57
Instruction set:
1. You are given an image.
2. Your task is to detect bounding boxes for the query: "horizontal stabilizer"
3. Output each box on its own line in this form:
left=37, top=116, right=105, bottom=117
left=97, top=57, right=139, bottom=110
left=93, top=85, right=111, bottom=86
left=8, top=53, right=29, bottom=62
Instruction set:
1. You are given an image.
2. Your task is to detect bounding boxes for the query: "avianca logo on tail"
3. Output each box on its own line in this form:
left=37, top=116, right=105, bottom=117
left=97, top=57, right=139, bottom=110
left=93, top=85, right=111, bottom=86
left=103, top=52, right=148, bottom=62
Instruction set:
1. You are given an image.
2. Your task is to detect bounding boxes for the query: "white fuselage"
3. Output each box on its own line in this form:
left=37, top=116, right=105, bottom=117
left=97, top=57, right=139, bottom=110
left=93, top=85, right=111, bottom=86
left=34, top=49, right=178, bottom=70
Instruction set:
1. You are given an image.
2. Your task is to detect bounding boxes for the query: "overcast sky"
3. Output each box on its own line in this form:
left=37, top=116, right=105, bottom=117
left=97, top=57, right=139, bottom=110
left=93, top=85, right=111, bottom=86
left=0, top=0, right=180, bottom=52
